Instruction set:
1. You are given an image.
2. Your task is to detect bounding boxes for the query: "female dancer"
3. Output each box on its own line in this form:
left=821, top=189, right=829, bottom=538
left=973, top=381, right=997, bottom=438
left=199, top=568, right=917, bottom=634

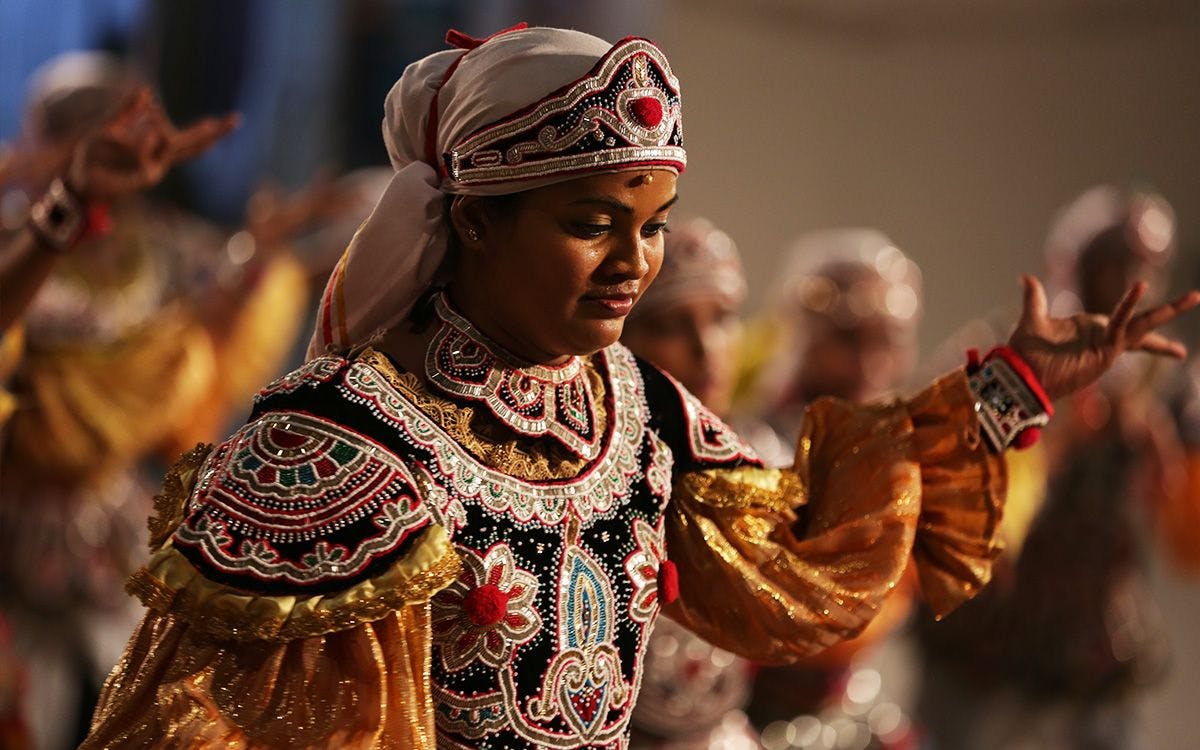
left=80, top=26, right=1197, bottom=749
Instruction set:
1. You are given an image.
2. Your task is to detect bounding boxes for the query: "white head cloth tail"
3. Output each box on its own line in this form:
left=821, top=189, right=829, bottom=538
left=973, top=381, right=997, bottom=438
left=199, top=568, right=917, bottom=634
left=308, top=25, right=684, bottom=359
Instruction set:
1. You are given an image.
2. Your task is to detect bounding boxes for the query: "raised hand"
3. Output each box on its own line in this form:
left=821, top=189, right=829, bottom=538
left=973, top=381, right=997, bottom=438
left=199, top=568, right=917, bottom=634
left=66, top=87, right=239, bottom=200
left=1008, top=275, right=1200, bottom=400
left=245, top=171, right=361, bottom=251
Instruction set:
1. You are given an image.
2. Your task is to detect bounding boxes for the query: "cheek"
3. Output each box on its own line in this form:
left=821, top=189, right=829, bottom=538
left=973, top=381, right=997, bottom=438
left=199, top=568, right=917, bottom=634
left=710, top=322, right=741, bottom=364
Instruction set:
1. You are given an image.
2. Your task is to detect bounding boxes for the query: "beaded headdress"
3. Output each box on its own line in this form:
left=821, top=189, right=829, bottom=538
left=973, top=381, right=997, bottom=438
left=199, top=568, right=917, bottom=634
left=777, top=228, right=922, bottom=329
left=309, top=26, right=687, bottom=358
left=443, top=37, right=685, bottom=186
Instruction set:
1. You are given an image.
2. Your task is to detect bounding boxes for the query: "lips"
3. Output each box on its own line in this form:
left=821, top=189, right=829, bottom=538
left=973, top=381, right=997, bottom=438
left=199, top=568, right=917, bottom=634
left=581, top=288, right=638, bottom=318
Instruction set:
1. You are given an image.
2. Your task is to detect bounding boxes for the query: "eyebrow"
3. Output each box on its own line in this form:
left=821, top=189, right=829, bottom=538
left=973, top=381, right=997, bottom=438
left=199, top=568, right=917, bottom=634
left=568, top=194, right=680, bottom=215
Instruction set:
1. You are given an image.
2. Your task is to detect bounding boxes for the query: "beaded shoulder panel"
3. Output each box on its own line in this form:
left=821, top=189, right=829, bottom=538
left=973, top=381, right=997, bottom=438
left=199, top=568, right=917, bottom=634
left=172, top=407, right=431, bottom=596
left=637, top=358, right=760, bottom=469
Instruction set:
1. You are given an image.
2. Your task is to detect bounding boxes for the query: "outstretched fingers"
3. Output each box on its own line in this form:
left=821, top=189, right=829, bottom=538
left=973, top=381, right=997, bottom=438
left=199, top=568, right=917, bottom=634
left=170, top=112, right=240, bottom=163
left=1135, top=331, right=1188, bottom=359
left=1104, top=281, right=1148, bottom=345
left=1126, top=290, right=1200, bottom=343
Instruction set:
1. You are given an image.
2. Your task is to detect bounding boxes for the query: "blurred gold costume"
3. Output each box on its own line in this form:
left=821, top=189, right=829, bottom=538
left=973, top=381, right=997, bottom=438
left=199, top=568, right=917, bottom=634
left=0, top=203, right=306, bottom=748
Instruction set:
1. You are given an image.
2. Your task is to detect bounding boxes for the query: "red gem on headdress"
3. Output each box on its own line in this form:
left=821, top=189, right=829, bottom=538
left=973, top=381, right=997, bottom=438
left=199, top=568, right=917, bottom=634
left=629, top=97, right=663, bottom=128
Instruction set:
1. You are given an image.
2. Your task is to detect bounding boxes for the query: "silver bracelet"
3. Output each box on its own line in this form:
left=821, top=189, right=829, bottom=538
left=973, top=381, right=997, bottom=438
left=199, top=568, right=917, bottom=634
left=28, top=178, right=85, bottom=252
left=968, top=355, right=1051, bottom=451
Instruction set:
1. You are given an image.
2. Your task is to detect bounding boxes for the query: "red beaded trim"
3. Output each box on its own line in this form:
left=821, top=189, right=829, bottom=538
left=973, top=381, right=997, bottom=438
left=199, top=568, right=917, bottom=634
left=983, top=346, right=1053, bottom=416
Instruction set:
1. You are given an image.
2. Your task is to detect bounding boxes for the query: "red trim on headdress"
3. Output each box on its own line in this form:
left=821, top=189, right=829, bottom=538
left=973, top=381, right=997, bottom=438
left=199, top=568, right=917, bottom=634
left=425, top=23, right=531, bottom=175
left=445, top=36, right=685, bottom=185
left=445, top=22, right=528, bottom=50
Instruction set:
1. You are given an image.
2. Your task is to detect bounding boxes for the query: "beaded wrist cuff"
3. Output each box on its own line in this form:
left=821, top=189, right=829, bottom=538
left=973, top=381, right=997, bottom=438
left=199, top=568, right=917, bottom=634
left=28, top=178, right=85, bottom=251
left=967, top=346, right=1053, bottom=451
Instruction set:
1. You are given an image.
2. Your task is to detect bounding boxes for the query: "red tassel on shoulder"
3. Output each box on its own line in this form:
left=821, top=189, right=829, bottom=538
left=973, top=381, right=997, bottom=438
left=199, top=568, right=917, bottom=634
left=658, top=560, right=679, bottom=606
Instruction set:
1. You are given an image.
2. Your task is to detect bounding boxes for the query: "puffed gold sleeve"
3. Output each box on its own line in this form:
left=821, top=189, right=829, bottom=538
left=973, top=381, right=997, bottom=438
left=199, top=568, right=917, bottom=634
left=664, top=370, right=1005, bottom=664
left=0, top=324, right=23, bottom=427
left=81, top=445, right=460, bottom=750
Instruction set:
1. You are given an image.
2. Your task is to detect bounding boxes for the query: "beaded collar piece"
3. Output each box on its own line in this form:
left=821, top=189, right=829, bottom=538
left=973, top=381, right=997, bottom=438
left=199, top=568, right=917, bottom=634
left=445, top=37, right=685, bottom=186
left=424, top=294, right=604, bottom=461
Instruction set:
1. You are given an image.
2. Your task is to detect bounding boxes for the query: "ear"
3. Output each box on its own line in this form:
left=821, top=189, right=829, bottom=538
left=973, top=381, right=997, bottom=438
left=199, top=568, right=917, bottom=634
left=449, top=195, right=489, bottom=252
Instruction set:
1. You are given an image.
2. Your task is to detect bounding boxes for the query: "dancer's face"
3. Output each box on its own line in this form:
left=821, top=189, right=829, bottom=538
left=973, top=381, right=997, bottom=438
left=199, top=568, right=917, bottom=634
left=797, top=313, right=915, bottom=403
left=622, top=296, right=742, bottom=417
left=451, top=170, right=677, bottom=363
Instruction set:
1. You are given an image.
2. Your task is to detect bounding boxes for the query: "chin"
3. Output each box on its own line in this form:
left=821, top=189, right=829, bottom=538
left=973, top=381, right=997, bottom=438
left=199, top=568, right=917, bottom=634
left=561, top=318, right=625, bottom=356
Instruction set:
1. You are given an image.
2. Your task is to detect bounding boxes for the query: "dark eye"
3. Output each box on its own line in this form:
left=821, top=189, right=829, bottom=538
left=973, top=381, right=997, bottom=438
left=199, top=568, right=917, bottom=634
left=571, top=222, right=611, bottom=239
left=641, top=221, right=669, bottom=238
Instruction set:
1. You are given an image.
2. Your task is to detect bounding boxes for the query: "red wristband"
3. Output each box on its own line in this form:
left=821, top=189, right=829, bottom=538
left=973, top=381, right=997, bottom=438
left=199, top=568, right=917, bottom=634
left=966, top=346, right=1054, bottom=451
left=983, top=346, right=1054, bottom=417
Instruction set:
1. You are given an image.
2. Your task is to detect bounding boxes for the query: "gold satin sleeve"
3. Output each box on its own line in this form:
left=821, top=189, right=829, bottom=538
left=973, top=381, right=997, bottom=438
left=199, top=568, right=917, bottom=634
left=80, top=605, right=441, bottom=749
left=0, top=324, right=23, bottom=427
left=168, top=254, right=310, bottom=454
left=81, top=447, right=461, bottom=749
left=664, top=370, right=1005, bottom=664
left=4, top=307, right=216, bottom=481
left=1157, top=452, right=1200, bottom=574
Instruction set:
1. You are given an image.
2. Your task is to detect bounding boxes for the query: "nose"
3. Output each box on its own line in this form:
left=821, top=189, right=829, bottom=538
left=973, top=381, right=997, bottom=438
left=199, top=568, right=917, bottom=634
left=603, top=231, right=652, bottom=281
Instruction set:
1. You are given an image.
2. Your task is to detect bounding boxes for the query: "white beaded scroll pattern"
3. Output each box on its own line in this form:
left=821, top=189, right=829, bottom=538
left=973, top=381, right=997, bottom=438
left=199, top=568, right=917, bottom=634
left=424, top=293, right=604, bottom=461
left=344, top=345, right=648, bottom=527
left=446, top=39, right=684, bottom=186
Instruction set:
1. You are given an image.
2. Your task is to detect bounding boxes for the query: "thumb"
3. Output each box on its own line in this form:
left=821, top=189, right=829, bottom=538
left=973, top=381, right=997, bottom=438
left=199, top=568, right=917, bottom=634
left=1019, top=274, right=1049, bottom=326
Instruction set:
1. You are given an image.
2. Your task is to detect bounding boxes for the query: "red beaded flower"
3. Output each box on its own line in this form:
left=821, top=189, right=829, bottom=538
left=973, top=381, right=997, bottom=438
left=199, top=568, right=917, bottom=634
left=625, top=518, right=675, bottom=623
left=432, top=543, right=542, bottom=671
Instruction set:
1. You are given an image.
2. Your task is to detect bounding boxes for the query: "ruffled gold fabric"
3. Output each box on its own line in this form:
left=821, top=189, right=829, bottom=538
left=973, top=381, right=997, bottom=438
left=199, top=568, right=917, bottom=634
left=148, top=443, right=214, bottom=549
left=664, top=370, right=1005, bottom=664
left=126, top=525, right=460, bottom=643
left=908, top=371, right=1006, bottom=616
left=79, top=605, right=439, bottom=749
left=3, top=307, right=217, bottom=482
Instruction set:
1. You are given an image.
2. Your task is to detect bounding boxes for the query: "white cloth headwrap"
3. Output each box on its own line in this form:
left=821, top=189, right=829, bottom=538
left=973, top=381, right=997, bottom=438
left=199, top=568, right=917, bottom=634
left=307, top=27, right=616, bottom=359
